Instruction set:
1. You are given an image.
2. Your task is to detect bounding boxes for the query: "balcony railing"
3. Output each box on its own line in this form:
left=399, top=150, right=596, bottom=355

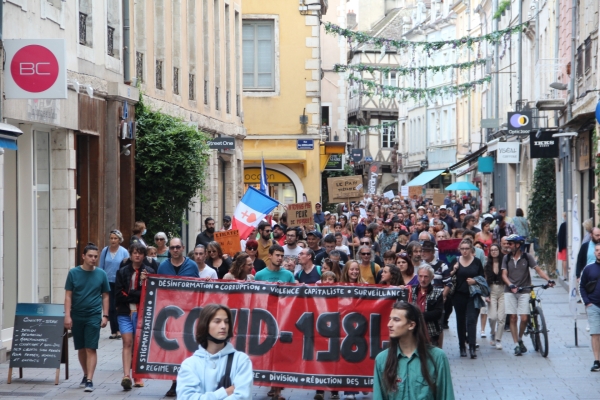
left=534, top=59, right=568, bottom=102
left=320, top=126, right=341, bottom=142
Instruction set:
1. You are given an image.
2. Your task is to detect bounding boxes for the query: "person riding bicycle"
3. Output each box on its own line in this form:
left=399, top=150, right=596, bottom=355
left=501, top=234, right=555, bottom=356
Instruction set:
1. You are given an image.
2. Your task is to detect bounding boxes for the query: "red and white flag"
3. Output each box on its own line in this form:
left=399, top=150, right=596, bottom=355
left=232, top=186, right=279, bottom=239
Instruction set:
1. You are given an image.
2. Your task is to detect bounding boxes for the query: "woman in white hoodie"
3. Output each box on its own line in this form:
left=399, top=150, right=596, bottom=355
left=177, top=304, right=253, bottom=400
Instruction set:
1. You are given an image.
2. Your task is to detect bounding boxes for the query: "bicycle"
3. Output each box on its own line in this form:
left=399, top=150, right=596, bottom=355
left=520, top=284, right=550, bottom=357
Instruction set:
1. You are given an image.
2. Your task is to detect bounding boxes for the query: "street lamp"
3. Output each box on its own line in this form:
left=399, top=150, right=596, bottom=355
left=549, top=82, right=568, bottom=91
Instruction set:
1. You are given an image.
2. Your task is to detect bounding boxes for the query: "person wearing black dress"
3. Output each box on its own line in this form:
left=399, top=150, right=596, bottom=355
left=451, top=238, right=485, bottom=359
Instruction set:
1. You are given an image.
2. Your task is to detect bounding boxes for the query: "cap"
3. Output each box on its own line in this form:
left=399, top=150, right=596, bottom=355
left=482, top=213, right=494, bottom=220
left=421, top=240, right=436, bottom=251
left=223, top=215, right=231, bottom=221
left=420, top=215, right=429, bottom=221
left=439, top=205, right=447, bottom=210
left=324, top=211, right=331, bottom=216
left=498, top=208, right=506, bottom=212
left=459, top=209, right=467, bottom=215
left=398, top=230, right=409, bottom=236
left=418, top=206, right=426, bottom=210
left=383, top=219, right=394, bottom=226
left=315, top=202, right=322, bottom=206
left=273, top=224, right=283, bottom=230
left=307, top=231, right=323, bottom=239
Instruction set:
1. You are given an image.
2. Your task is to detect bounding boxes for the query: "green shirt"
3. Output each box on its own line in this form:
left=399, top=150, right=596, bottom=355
left=254, top=267, right=296, bottom=283
left=64, top=266, right=111, bottom=317
left=373, top=346, right=454, bottom=400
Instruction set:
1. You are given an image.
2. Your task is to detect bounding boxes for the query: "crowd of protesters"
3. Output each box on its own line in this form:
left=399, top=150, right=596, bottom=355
left=65, top=190, right=564, bottom=398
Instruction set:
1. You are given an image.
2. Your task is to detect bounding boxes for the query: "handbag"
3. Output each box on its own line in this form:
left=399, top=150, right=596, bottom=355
left=217, top=353, right=235, bottom=389
left=585, top=279, right=598, bottom=294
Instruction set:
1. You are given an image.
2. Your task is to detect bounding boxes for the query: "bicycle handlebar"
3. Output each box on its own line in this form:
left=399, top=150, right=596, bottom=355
left=518, top=284, right=551, bottom=292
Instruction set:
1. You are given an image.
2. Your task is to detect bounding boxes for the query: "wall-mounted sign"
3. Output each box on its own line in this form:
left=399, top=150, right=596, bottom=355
left=324, top=154, right=344, bottom=170
left=351, top=149, right=363, bottom=162
left=507, top=111, right=532, bottom=135
left=577, top=131, right=590, bottom=171
left=497, top=142, right=520, bottom=163
left=529, top=131, right=559, bottom=159
left=297, top=139, right=314, bottom=150
left=365, top=156, right=373, bottom=162
left=207, top=136, right=235, bottom=150
left=481, top=118, right=500, bottom=129
left=4, top=39, right=67, bottom=99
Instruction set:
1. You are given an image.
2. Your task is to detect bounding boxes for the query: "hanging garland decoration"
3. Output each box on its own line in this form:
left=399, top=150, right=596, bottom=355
left=323, top=21, right=529, bottom=54
left=333, top=59, right=487, bottom=77
left=348, top=75, right=492, bottom=101
left=348, top=121, right=397, bottom=132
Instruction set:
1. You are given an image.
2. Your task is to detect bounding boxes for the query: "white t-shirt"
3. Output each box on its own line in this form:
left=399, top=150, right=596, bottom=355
left=283, top=245, right=302, bottom=257
left=198, top=266, right=218, bottom=279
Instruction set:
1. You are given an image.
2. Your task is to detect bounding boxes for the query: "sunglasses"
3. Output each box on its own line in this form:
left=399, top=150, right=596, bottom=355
left=155, top=238, right=166, bottom=241
left=360, top=252, right=371, bottom=256
left=397, top=252, right=407, bottom=257
left=263, top=230, right=272, bottom=234
left=169, top=245, right=182, bottom=250
left=360, top=241, right=370, bottom=245
left=246, top=247, right=257, bottom=251
left=459, top=247, right=472, bottom=251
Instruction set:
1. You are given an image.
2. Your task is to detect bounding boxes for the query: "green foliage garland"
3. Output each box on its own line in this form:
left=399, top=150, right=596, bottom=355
left=528, top=158, right=557, bottom=276
left=135, top=96, right=211, bottom=240
left=334, top=59, right=487, bottom=76
left=348, top=121, right=397, bottom=132
left=349, top=75, right=491, bottom=101
left=323, top=20, right=528, bottom=53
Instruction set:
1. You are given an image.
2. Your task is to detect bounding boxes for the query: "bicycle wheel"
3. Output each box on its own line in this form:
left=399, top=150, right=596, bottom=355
left=535, top=306, right=549, bottom=357
left=528, top=314, right=539, bottom=352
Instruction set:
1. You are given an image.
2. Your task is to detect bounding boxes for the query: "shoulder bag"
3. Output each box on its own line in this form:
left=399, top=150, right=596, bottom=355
left=217, top=352, right=235, bottom=389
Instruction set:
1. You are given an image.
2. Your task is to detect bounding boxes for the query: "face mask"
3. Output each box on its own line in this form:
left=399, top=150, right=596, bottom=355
left=151, top=257, right=157, bottom=262
left=207, top=333, right=229, bottom=344
left=142, top=229, right=147, bottom=235
left=451, top=200, right=456, bottom=203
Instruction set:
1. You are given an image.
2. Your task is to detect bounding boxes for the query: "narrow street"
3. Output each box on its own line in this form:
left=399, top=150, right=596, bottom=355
left=0, top=278, right=598, bottom=400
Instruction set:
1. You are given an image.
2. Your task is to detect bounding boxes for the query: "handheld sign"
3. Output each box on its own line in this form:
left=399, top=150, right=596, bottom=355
left=214, top=230, right=242, bottom=256
left=8, top=303, right=68, bottom=384
left=287, top=202, right=314, bottom=227
left=327, top=175, right=363, bottom=203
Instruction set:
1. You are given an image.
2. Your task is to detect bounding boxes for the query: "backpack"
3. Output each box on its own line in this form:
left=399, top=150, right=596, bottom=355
left=296, top=265, right=321, bottom=280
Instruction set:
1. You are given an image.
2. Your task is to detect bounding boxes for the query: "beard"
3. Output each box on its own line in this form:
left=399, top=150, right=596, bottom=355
left=273, top=232, right=282, bottom=239
left=206, top=227, right=215, bottom=234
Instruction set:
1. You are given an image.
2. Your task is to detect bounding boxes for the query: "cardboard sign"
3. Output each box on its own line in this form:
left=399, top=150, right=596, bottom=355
left=432, top=193, right=446, bottom=206
left=327, top=175, right=363, bottom=203
left=400, top=186, right=409, bottom=198
left=408, top=186, right=422, bottom=198
left=214, top=230, right=242, bottom=255
left=383, top=190, right=395, bottom=199
left=287, top=202, right=314, bottom=227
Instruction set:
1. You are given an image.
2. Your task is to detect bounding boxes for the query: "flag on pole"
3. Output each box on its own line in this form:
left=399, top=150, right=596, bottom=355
left=569, top=194, right=581, bottom=317
left=260, top=157, right=269, bottom=196
left=232, top=186, right=279, bottom=239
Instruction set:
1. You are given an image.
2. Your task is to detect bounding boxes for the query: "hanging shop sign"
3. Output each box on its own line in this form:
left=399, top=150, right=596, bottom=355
left=529, top=131, right=559, bottom=159
left=496, top=142, right=520, bottom=163
left=324, top=154, right=344, bottom=171
left=367, top=163, right=380, bottom=195
left=133, top=276, right=408, bottom=391
left=207, top=136, right=235, bottom=150
left=507, top=111, right=532, bottom=135
left=577, top=131, right=590, bottom=171
left=4, top=39, right=67, bottom=99
left=351, top=149, right=364, bottom=162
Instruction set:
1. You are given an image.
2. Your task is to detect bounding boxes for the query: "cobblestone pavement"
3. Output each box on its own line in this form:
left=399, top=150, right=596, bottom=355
left=1, top=278, right=599, bottom=399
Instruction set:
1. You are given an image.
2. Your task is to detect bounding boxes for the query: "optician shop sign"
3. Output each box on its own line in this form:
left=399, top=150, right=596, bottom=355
left=507, top=111, right=532, bottom=135
left=496, top=142, right=520, bottom=163
left=4, top=39, right=67, bottom=99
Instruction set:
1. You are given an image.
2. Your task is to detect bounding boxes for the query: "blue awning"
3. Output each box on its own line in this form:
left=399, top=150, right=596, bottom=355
left=0, top=138, right=17, bottom=150
left=405, top=169, right=446, bottom=186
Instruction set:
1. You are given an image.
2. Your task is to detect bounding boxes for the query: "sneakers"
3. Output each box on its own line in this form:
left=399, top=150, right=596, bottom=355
left=518, top=340, right=527, bottom=354
left=84, top=380, right=94, bottom=392
left=495, top=341, right=503, bottom=350
left=121, top=376, right=132, bottom=391
left=79, top=375, right=88, bottom=388
left=592, top=360, right=600, bottom=372
left=480, top=331, right=486, bottom=338
left=331, top=395, right=340, bottom=400
left=514, top=344, right=522, bottom=356
left=345, top=395, right=356, bottom=400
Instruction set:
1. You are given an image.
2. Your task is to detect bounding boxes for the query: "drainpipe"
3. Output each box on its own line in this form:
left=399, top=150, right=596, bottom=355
left=123, top=0, right=131, bottom=84
left=493, top=0, right=499, bottom=121
left=567, top=0, right=577, bottom=122
left=554, top=0, right=560, bottom=127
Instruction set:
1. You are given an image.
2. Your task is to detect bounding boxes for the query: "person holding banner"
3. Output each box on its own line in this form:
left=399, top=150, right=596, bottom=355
left=177, top=304, right=253, bottom=399
left=255, top=245, right=295, bottom=283
left=373, top=301, right=454, bottom=400
left=115, top=242, right=155, bottom=390
left=340, top=260, right=367, bottom=284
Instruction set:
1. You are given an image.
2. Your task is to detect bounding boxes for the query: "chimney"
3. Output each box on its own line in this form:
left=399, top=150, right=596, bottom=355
left=347, top=10, right=357, bottom=28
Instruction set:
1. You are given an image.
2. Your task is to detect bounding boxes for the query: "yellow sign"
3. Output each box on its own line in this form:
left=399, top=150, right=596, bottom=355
left=244, top=168, right=291, bottom=184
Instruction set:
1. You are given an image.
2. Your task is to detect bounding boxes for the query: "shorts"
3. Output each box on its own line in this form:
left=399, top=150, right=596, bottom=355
left=557, top=248, right=567, bottom=261
left=72, top=315, right=101, bottom=350
left=586, top=304, right=600, bottom=335
left=504, top=292, right=530, bottom=315
left=117, top=312, right=138, bottom=335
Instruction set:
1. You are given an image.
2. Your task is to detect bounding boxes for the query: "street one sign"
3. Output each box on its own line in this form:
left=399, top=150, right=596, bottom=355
left=207, top=136, right=235, bottom=149
left=297, top=139, right=314, bottom=150
left=4, top=39, right=67, bottom=99
left=507, top=111, right=532, bottom=135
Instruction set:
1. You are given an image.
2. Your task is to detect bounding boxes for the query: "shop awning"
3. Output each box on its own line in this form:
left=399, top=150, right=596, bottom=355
left=0, top=123, right=23, bottom=150
left=448, top=145, right=488, bottom=172
left=559, top=111, right=596, bottom=132
left=405, top=169, right=446, bottom=187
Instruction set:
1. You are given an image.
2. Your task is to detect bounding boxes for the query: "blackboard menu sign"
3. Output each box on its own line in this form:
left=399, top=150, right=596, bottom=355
left=9, top=303, right=65, bottom=369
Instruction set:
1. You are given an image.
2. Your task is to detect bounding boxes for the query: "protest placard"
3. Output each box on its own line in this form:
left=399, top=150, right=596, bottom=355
left=287, top=202, right=314, bottom=227
left=214, top=230, right=242, bottom=255
left=327, top=176, right=363, bottom=203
